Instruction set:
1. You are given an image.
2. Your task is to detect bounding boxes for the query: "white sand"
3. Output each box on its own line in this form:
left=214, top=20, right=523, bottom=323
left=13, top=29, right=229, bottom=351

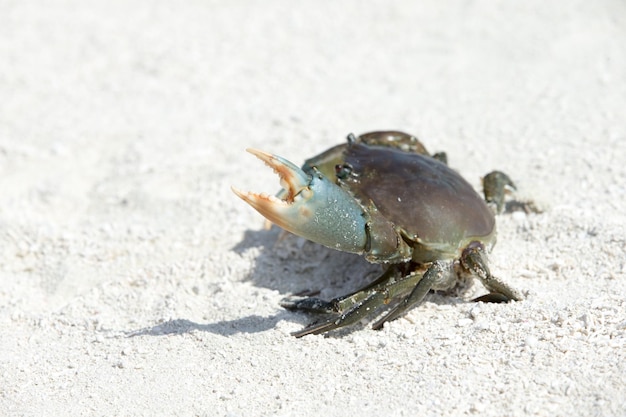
left=1, top=1, right=625, bottom=416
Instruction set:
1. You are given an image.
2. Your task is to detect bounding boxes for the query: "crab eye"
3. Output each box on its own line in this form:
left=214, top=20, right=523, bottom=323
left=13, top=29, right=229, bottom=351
left=335, top=163, right=353, bottom=179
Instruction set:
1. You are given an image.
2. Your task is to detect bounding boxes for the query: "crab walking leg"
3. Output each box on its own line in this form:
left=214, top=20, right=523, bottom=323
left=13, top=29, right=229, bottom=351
left=280, top=265, right=401, bottom=315
left=290, top=291, right=388, bottom=337
left=280, top=297, right=336, bottom=315
left=371, top=261, right=446, bottom=330
left=482, top=170, right=516, bottom=214
left=461, top=242, right=524, bottom=302
left=289, top=263, right=442, bottom=337
left=288, top=266, right=413, bottom=337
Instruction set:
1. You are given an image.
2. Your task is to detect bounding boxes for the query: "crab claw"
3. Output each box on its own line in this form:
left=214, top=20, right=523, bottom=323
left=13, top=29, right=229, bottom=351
left=232, top=148, right=368, bottom=253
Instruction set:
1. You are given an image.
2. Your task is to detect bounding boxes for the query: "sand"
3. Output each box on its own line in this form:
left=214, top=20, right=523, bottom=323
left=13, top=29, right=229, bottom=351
left=1, top=1, right=625, bottom=416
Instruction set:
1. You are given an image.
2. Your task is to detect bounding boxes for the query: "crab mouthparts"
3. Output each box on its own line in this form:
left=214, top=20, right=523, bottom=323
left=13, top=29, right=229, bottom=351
left=231, top=148, right=312, bottom=223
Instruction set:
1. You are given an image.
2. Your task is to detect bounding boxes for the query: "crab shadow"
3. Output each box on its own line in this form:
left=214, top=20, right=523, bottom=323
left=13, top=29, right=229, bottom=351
left=126, top=313, right=292, bottom=338
left=232, top=226, right=382, bottom=301
left=127, top=227, right=382, bottom=338
left=229, top=226, right=385, bottom=333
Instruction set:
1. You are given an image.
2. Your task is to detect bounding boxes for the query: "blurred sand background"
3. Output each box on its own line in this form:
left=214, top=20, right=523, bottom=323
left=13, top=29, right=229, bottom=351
left=1, top=1, right=625, bottom=416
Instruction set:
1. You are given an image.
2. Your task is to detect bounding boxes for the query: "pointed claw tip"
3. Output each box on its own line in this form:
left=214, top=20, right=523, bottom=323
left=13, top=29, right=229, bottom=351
left=242, top=147, right=311, bottom=202
left=230, top=185, right=245, bottom=199
left=244, top=148, right=287, bottom=176
left=231, top=185, right=257, bottom=206
left=245, top=148, right=272, bottom=161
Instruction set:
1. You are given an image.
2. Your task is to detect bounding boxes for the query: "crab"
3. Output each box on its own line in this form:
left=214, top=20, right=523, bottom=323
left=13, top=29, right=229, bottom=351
left=232, top=131, right=522, bottom=337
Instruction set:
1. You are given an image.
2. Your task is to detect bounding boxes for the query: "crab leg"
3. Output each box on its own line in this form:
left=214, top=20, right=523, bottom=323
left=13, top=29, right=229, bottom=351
left=460, top=243, right=523, bottom=302
left=289, top=291, right=387, bottom=337
left=286, top=262, right=447, bottom=337
left=280, top=265, right=402, bottom=315
left=482, top=170, right=516, bottom=214
left=371, top=261, right=446, bottom=330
